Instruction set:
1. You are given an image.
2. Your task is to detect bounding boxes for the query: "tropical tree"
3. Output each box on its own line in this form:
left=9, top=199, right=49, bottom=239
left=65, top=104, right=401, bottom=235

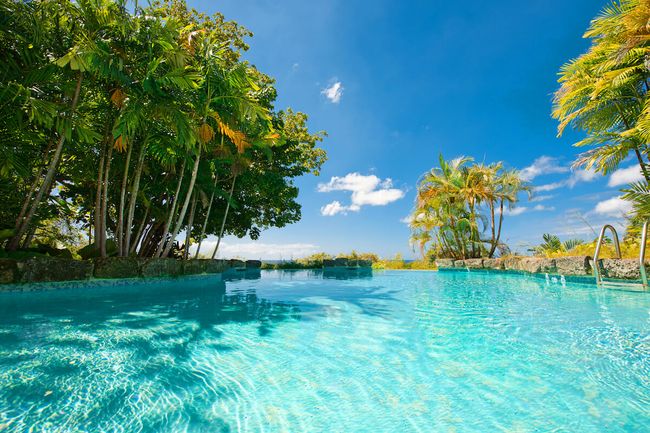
left=409, top=155, right=529, bottom=259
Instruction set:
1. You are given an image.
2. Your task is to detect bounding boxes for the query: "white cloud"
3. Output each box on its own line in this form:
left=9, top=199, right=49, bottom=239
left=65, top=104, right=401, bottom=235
left=534, top=168, right=598, bottom=191
left=321, top=81, right=343, bottom=103
left=191, top=240, right=319, bottom=260
left=520, top=156, right=569, bottom=181
left=530, top=194, right=554, bottom=202
left=593, top=196, right=633, bottom=217
left=504, top=204, right=555, bottom=216
left=321, top=200, right=348, bottom=216
left=535, top=182, right=565, bottom=192
left=505, top=207, right=528, bottom=216
left=318, top=173, right=405, bottom=216
left=566, top=168, right=598, bottom=187
left=608, top=165, right=644, bottom=187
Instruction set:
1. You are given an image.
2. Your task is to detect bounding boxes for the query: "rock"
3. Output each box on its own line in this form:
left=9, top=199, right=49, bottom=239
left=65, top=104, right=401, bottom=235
left=205, top=260, right=228, bottom=274
left=357, top=259, right=373, bottom=268
left=182, top=260, right=208, bottom=275
left=334, top=258, right=348, bottom=267
left=18, top=257, right=93, bottom=283
left=483, top=258, right=504, bottom=270
left=323, top=259, right=336, bottom=268
left=555, top=256, right=591, bottom=276
left=246, top=260, right=262, bottom=269
left=453, top=260, right=466, bottom=268
left=0, top=259, right=18, bottom=284
left=519, top=258, right=556, bottom=274
left=229, top=259, right=245, bottom=269
left=140, top=258, right=182, bottom=277
left=465, top=258, right=484, bottom=269
left=502, top=256, right=522, bottom=270
left=93, top=258, right=141, bottom=279
left=436, top=259, right=455, bottom=268
left=599, top=259, right=646, bottom=280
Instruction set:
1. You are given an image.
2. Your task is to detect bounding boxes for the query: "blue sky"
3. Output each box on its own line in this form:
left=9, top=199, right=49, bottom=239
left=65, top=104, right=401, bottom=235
left=190, top=0, right=642, bottom=260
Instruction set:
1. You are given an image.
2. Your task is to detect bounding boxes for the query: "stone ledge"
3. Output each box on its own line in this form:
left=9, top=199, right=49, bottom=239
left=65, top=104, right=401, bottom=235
left=435, top=256, right=593, bottom=277
left=0, top=257, right=237, bottom=288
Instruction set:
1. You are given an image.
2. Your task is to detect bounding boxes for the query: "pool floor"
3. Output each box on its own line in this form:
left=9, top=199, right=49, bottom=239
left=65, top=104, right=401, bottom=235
left=0, top=270, right=648, bottom=432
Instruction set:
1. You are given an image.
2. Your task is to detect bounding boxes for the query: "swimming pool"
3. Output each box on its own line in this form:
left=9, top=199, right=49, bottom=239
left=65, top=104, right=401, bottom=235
left=0, top=269, right=648, bottom=432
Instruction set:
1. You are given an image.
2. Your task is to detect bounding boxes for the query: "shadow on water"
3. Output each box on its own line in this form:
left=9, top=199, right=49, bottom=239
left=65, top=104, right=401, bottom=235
left=0, top=268, right=400, bottom=432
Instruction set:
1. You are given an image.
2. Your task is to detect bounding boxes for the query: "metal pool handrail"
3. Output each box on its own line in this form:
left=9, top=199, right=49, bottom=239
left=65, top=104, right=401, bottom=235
left=593, top=224, right=621, bottom=286
left=639, top=220, right=649, bottom=288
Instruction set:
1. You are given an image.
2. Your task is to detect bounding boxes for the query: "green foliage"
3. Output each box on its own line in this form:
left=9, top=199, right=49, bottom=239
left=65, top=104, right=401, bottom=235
left=0, top=0, right=326, bottom=257
left=409, top=154, right=530, bottom=260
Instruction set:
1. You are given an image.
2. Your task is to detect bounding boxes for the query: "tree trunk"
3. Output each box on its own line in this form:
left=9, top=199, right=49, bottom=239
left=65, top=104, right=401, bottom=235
left=155, top=158, right=187, bottom=257
left=211, top=174, right=237, bottom=259
left=163, top=148, right=201, bottom=257
left=184, top=191, right=198, bottom=260
left=490, top=199, right=505, bottom=257
left=194, top=174, right=219, bottom=259
left=117, top=141, right=133, bottom=256
left=14, top=139, right=53, bottom=233
left=7, top=72, right=83, bottom=251
left=488, top=201, right=497, bottom=258
left=94, top=142, right=106, bottom=251
left=100, top=142, right=113, bottom=258
left=130, top=205, right=150, bottom=255
left=124, top=141, right=147, bottom=255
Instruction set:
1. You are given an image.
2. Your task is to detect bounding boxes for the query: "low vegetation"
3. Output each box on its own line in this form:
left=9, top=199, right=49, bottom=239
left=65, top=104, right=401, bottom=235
left=260, top=252, right=436, bottom=270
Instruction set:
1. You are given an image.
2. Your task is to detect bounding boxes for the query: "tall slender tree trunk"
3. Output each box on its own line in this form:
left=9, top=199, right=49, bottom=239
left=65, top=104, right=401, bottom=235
left=117, top=141, right=133, bottom=256
left=130, top=205, right=149, bottom=255
left=100, top=143, right=113, bottom=257
left=163, top=149, right=202, bottom=257
left=211, top=174, right=237, bottom=259
left=488, top=201, right=497, bottom=258
left=94, top=142, right=106, bottom=251
left=490, top=200, right=505, bottom=257
left=124, top=141, right=147, bottom=255
left=194, top=174, right=219, bottom=259
left=184, top=191, right=198, bottom=260
left=14, top=140, right=53, bottom=232
left=7, top=73, right=83, bottom=251
left=155, top=158, right=187, bottom=257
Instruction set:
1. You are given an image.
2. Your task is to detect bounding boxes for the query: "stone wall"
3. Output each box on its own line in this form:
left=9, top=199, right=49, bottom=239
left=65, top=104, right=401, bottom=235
left=0, top=257, right=255, bottom=287
left=435, top=256, right=594, bottom=277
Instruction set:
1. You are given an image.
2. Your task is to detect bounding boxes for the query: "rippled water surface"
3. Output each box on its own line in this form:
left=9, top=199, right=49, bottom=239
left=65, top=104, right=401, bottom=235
left=1, top=269, right=649, bottom=432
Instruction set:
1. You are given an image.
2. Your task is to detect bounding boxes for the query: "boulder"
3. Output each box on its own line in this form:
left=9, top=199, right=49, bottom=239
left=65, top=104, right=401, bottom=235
left=140, top=258, right=182, bottom=277
left=599, top=259, right=646, bottom=280
left=323, top=259, right=336, bottom=268
left=502, top=256, right=522, bottom=271
left=182, top=260, right=209, bottom=275
left=519, top=258, right=556, bottom=274
left=246, top=260, right=262, bottom=269
left=0, top=259, right=18, bottom=284
left=93, top=257, right=141, bottom=279
left=483, top=258, right=504, bottom=270
left=555, top=256, right=591, bottom=276
left=453, top=260, right=466, bottom=268
left=18, top=257, right=93, bottom=283
left=465, top=258, right=484, bottom=269
left=205, top=259, right=228, bottom=274
left=229, top=259, right=245, bottom=269
left=357, top=259, right=373, bottom=268
left=334, top=257, right=349, bottom=267
left=436, top=259, right=455, bottom=269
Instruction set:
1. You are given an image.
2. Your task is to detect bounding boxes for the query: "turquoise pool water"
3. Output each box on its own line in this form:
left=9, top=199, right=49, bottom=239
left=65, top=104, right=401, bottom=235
left=0, top=269, right=649, bottom=432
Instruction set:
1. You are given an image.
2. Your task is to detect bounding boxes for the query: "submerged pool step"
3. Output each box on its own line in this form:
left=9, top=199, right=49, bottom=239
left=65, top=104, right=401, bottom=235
left=598, top=279, right=648, bottom=292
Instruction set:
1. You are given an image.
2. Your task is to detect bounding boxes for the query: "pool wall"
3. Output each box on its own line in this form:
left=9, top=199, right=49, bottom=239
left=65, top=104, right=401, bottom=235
left=436, top=255, right=650, bottom=282
left=0, top=257, right=261, bottom=291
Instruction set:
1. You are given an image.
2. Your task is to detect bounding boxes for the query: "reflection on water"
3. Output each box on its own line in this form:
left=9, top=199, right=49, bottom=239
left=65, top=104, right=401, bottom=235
left=0, top=269, right=648, bottom=432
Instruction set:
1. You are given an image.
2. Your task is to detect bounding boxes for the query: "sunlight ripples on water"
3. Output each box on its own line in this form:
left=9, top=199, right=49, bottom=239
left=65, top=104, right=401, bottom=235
left=0, top=269, right=649, bottom=432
